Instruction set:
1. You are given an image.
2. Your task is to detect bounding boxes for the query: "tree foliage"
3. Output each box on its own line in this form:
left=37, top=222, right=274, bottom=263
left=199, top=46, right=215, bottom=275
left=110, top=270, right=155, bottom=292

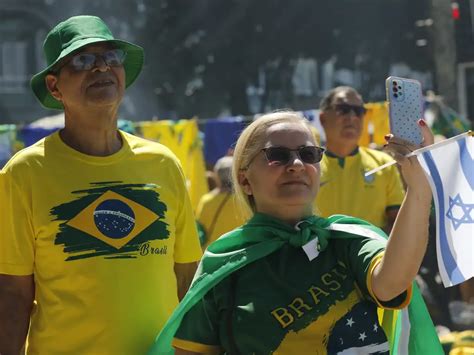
left=108, top=0, right=433, bottom=118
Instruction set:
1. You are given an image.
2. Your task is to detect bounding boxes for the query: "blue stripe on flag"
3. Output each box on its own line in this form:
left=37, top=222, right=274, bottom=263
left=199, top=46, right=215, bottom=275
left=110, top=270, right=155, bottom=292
left=458, top=139, right=474, bottom=190
left=422, top=151, right=466, bottom=284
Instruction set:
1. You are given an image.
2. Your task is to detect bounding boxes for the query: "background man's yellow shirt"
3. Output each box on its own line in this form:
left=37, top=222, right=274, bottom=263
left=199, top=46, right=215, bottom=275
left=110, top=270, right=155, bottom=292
left=196, top=190, right=246, bottom=249
left=315, top=147, right=405, bottom=228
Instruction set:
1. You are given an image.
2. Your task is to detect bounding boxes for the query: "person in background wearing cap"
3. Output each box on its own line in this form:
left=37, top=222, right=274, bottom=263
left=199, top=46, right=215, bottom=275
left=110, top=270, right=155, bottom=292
left=315, top=86, right=405, bottom=233
left=0, top=15, right=202, bottom=354
left=196, top=156, right=246, bottom=250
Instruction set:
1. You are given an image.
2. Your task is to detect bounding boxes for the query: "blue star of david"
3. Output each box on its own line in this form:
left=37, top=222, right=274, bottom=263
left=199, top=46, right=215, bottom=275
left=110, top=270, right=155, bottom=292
left=446, top=193, right=474, bottom=230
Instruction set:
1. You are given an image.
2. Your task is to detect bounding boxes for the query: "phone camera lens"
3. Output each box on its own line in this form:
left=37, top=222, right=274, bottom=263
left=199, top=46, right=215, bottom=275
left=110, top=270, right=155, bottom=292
left=398, top=86, right=402, bottom=90
left=394, top=93, right=398, bottom=98
left=393, top=81, right=398, bottom=86
left=393, top=87, right=398, bottom=92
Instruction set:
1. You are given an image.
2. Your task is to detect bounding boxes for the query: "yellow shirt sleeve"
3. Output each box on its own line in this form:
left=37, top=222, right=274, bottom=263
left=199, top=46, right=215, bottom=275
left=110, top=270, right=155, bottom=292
left=0, top=168, right=35, bottom=275
left=172, top=338, right=222, bottom=354
left=366, top=252, right=413, bottom=310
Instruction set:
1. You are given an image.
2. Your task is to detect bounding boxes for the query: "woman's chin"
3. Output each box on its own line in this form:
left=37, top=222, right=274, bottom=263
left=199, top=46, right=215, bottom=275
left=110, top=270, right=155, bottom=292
left=279, top=197, right=314, bottom=212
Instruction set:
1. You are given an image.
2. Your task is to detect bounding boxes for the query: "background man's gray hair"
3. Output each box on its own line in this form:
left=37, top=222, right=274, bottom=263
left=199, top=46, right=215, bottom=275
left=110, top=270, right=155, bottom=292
left=214, top=156, right=234, bottom=189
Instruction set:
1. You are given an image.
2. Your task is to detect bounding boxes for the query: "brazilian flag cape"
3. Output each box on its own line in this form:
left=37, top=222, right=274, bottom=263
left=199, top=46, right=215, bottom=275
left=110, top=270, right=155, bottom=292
left=149, top=213, right=443, bottom=354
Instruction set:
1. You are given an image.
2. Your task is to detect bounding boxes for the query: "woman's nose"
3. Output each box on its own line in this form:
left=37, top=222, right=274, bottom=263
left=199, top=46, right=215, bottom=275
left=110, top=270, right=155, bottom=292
left=286, top=152, right=305, bottom=171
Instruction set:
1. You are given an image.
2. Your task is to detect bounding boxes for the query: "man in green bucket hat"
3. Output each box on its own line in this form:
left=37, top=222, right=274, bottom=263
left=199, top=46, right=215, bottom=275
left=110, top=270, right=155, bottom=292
left=30, top=15, right=144, bottom=110
left=0, top=15, right=202, bottom=354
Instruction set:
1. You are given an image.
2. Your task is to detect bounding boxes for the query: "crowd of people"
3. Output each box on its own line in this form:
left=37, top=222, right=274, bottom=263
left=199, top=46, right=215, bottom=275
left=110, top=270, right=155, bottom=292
left=0, top=15, right=471, bottom=355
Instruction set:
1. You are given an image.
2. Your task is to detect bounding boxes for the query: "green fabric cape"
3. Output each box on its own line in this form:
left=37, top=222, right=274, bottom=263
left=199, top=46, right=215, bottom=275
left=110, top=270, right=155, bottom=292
left=149, top=213, right=442, bottom=354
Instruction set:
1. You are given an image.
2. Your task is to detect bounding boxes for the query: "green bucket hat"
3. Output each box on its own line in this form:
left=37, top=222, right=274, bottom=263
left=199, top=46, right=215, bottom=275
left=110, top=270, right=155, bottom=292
left=31, top=15, right=144, bottom=110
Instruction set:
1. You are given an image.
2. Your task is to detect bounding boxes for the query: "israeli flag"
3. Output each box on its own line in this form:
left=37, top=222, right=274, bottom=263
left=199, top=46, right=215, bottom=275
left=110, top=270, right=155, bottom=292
left=417, top=134, right=474, bottom=287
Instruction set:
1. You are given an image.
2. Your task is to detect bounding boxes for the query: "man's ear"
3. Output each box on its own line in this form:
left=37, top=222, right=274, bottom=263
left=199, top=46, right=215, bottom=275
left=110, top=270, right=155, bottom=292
left=319, top=111, right=327, bottom=127
left=238, top=170, right=252, bottom=196
left=45, top=74, right=62, bottom=102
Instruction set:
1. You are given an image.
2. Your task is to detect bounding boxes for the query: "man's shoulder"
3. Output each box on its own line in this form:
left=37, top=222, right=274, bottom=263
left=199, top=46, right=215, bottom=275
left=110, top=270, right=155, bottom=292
left=2, top=135, right=50, bottom=174
left=201, top=190, right=229, bottom=205
left=198, top=190, right=217, bottom=205
left=358, top=146, right=395, bottom=165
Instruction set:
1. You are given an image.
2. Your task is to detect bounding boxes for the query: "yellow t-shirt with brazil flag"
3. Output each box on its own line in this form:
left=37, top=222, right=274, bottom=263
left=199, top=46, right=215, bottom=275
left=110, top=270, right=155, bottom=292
left=0, top=131, right=202, bottom=354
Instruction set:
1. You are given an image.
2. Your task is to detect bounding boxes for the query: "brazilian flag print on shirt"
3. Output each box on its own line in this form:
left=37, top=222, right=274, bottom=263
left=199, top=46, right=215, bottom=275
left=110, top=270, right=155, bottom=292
left=51, top=182, right=169, bottom=260
left=0, top=131, right=202, bottom=354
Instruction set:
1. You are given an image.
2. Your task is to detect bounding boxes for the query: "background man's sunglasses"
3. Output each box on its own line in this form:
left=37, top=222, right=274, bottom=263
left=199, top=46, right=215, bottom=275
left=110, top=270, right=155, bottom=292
left=333, top=103, right=366, bottom=117
left=262, top=146, right=325, bottom=165
left=61, top=48, right=127, bottom=72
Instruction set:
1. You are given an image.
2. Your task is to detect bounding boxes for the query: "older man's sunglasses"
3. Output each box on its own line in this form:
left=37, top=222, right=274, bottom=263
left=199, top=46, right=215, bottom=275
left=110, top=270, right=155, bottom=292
left=262, top=146, right=325, bottom=165
left=333, top=103, right=366, bottom=117
left=62, top=48, right=127, bottom=72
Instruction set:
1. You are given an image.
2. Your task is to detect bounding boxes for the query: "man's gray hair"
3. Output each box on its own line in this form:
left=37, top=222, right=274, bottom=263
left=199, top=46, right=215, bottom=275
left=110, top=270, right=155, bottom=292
left=214, top=156, right=234, bottom=189
left=319, top=86, right=363, bottom=112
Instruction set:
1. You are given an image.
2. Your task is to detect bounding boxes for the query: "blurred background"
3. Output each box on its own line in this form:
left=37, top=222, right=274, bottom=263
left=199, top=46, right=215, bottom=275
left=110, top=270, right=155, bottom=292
left=0, top=0, right=473, bottom=124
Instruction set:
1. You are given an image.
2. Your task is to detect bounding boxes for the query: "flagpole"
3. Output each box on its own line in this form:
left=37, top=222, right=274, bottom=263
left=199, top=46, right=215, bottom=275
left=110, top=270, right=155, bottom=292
left=364, top=130, right=473, bottom=177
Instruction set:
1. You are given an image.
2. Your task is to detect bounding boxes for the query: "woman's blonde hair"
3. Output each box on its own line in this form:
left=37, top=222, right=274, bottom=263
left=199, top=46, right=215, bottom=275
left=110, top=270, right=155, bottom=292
left=231, top=110, right=316, bottom=220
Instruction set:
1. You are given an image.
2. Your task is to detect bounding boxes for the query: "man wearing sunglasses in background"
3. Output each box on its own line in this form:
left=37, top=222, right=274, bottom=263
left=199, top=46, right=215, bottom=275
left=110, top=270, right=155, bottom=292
left=0, top=16, right=202, bottom=354
left=315, top=86, right=405, bottom=233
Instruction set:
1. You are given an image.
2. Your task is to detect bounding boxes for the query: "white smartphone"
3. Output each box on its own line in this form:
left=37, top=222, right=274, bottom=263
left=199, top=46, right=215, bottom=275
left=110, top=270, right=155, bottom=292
left=386, top=76, right=423, bottom=145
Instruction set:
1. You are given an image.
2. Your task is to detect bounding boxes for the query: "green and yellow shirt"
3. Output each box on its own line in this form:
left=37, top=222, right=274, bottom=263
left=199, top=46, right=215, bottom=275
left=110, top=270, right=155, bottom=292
left=173, top=214, right=411, bottom=354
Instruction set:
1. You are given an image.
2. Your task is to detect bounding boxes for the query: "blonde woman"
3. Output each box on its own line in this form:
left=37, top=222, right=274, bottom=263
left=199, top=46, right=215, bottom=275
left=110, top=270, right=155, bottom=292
left=150, top=111, right=442, bottom=354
